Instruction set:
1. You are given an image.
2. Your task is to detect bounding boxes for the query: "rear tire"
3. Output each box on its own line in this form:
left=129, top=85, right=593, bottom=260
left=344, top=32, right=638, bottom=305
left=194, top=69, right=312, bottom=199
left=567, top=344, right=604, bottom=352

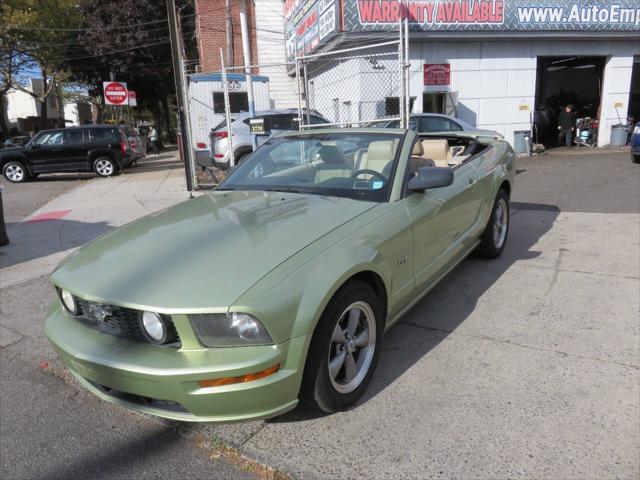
left=2, top=161, right=30, bottom=183
left=93, top=157, right=117, bottom=177
left=633, top=155, right=640, bottom=164
left=301, top=280, right=384, bottom=413
left=475, top=189, right=510, bottom=258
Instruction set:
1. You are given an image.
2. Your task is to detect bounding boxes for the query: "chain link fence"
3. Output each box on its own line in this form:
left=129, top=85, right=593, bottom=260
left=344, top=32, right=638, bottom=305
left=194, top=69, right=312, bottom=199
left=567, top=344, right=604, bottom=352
left=187, top=35, right=408, bottom=189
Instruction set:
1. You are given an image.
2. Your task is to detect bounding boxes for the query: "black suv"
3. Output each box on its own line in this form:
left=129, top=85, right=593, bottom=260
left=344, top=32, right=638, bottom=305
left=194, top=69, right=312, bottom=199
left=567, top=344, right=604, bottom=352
left=0, top=125, right=136, bottom=183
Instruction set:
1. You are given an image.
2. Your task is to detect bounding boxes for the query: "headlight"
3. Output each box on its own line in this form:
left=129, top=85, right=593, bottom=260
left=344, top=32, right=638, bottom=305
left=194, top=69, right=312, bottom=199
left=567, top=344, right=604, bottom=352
left=140, top=311, right=176, bottom=344
left=59, top=289, right=77, bottom=315
left=190, top=312, right=273, bottom=347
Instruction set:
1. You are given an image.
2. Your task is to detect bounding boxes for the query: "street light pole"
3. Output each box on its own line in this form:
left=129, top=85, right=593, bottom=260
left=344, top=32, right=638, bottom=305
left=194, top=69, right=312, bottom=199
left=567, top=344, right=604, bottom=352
left=167, top=0, right=195, bottom=195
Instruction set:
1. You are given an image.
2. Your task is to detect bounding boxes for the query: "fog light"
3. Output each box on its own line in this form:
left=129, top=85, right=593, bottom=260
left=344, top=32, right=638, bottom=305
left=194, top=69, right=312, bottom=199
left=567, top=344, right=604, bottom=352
left=60, top=289, right=77, bottom=315
left=141, top=311, right=167, bottom=344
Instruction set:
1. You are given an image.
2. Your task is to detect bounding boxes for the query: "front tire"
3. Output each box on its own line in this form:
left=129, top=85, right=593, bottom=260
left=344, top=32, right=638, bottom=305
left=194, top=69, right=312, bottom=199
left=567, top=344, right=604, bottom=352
left=301, top=280, right=384, bottom=413
left=476, top=189, right=510, bottom=258
left=2, top=161, right=30, bottom=183
left=93, top=157, right=117, bottom=177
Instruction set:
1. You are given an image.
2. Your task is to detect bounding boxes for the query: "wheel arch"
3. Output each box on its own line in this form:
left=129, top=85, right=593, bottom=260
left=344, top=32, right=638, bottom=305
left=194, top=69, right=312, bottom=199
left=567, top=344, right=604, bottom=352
left=499, top=179, right=511, bottom=197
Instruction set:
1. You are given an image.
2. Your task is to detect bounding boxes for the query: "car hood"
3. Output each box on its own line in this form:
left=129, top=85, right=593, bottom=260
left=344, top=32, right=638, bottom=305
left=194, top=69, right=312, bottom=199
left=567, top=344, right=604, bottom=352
left=51, top=190, right=375, bottom=312
left=0, top=146, right=26, bottom=155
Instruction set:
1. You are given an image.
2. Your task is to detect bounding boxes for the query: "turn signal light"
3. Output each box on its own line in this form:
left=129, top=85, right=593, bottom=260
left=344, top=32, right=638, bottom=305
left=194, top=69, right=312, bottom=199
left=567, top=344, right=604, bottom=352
left=198, top=364, right=280, bottom=388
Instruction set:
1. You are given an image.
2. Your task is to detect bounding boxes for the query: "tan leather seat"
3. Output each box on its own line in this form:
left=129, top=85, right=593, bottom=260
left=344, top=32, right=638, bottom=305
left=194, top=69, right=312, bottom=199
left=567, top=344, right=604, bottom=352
left=360, top=140, right=396, bottom=174
left=410, top=141, right=435, bottom=172
left=421, top=139, right=451, bottom=167
left=313, top=144, right=352, bottom=183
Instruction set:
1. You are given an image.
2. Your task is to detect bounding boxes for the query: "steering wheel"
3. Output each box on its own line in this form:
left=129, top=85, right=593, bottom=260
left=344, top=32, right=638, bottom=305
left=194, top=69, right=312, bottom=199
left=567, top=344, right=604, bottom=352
left=353, top=169, right=387, bottom=182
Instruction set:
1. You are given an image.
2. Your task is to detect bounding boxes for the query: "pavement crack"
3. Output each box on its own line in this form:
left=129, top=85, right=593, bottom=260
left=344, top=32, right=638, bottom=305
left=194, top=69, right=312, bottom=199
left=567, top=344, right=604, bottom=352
left=399, top=321, right=639, bottom=370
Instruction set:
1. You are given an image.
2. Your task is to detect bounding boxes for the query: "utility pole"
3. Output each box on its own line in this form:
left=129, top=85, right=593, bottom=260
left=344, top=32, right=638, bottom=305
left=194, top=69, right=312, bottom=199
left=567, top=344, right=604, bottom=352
left=225, top=0, right=234, bottom=66
left=167, top=0, right=195, bottom=194
left=239, top=0, right=256, bottom=150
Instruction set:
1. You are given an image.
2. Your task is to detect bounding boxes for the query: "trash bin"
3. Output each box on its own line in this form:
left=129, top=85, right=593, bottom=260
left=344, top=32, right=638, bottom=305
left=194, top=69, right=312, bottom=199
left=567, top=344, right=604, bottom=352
left=610, top=124, right=628, bottom=146
left=513, top=130, right=531, bottom=154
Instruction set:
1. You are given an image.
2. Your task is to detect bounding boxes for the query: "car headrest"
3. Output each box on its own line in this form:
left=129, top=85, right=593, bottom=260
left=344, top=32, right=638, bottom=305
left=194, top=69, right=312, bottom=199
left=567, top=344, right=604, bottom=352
left=318, top=144, right=347, bottom=165
left=367, top=140, right=395, bottom=162
left=412, top=140, right=424, bottom=156
left=421, top=139, right=450, bottom=161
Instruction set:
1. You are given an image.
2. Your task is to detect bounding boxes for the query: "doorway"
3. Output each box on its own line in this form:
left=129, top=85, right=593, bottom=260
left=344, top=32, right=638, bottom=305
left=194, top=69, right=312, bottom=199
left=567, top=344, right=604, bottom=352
left=534, top=56, right=606, bottom=146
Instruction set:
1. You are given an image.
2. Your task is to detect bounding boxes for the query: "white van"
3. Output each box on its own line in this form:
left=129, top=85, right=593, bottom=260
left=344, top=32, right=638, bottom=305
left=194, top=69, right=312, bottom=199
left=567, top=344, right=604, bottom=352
left=187, top=73, right=271, bottom=167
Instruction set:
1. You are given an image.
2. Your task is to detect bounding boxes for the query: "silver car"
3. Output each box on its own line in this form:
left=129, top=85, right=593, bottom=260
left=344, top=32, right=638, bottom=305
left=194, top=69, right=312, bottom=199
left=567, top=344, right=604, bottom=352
left=208, top=109, right=328, bottom=169
left=369, top=113, right=503, bottom=138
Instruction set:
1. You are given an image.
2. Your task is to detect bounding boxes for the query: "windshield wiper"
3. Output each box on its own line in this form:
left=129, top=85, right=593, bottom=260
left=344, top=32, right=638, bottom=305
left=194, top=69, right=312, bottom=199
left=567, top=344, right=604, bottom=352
left=262, top=187, right=317, bottom=195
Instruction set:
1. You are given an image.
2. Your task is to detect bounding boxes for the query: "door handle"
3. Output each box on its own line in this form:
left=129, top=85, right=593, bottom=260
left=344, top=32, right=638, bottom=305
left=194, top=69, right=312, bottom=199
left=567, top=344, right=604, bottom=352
left=467, top=178, right=476, bottom=189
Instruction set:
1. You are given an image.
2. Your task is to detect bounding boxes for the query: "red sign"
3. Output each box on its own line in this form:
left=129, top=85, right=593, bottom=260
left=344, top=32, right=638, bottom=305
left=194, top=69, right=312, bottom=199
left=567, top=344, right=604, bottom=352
left=103, top=81, right=128, bottom=105
left=424, top=64, right=451, bottom=86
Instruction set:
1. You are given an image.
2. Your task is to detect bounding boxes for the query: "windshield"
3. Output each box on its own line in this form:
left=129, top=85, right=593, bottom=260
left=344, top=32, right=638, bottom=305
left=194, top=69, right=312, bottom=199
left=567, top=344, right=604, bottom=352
left=218, top=132, right=404, bottom=202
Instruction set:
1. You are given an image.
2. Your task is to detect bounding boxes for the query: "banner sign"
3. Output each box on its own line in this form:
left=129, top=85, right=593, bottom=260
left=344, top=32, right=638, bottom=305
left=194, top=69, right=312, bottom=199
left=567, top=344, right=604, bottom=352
left=424, top=64, right=451, bottom=85
left=344, top=0, right=640, bottom=32
left=285, top=0, right=339, bottom=61
left=103, top=81, right=128, bottom=105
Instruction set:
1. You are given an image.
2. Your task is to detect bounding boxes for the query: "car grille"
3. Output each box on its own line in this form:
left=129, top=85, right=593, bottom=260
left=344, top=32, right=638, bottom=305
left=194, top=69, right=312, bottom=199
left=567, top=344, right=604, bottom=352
left=73, top=297, right=180, bottom=346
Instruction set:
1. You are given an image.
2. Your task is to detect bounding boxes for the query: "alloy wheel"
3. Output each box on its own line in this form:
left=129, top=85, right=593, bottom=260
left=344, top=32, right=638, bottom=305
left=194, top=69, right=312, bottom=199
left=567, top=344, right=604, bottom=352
left=328, top=300, right=376, bottom=394
left=96, top=159, right=114, bottom=176
left=493, top=198, right=508, bottom=249
left=5, top=164, right=24, bottom=182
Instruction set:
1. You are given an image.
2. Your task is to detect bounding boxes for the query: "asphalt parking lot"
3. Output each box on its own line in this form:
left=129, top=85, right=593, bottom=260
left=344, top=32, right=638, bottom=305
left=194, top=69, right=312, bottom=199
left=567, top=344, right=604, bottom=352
left=1, top=151, right=638, bottom=479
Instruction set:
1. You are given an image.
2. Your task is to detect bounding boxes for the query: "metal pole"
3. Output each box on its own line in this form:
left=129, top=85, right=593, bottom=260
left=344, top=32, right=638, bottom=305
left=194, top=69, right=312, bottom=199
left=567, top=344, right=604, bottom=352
left=398, top=16, right=405, bottom=128
left=220, top=48, right=235, bottom=167
left=225, top=0, right=233, bottom=66
left=167, top=0, right=194, bottom=194
left=303, top=62, right=311, bottom=125
left=404, top=15, right=410, bottom=126
left=239, top=0, right=257, bottom=151
left=295, top=51, right=303, bottom=131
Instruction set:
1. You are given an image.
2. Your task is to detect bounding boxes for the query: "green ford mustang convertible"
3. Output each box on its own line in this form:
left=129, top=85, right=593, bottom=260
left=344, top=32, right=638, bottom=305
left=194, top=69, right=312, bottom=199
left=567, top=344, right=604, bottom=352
left=45, top=128, right=514, bottom=422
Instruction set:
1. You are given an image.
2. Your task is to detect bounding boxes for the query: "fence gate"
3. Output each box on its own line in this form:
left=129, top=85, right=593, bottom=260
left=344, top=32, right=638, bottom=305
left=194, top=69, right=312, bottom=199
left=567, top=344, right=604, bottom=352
left=189, top=26, right=409, bottom=189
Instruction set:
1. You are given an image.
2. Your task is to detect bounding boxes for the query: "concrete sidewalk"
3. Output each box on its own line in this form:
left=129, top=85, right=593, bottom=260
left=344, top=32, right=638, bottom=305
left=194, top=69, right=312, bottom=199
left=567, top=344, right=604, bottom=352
left=0, top=152, right=194, bottom=287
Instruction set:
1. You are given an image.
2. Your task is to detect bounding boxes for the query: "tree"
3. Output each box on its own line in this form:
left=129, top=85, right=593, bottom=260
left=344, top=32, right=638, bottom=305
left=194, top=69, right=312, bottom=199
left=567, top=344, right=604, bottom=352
left=0, top=0, right=81, bottom=130
left=64, top=0, right=196, bottom=142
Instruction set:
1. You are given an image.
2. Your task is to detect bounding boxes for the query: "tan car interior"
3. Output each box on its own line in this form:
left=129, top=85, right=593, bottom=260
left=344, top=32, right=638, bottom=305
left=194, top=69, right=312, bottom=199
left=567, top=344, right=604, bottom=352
left=419, top=139, right=471, bottom=168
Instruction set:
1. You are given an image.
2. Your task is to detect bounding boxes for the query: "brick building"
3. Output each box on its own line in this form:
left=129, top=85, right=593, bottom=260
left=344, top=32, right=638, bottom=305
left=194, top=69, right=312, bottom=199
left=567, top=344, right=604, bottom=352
left=195, top=0, right=284, bottom=72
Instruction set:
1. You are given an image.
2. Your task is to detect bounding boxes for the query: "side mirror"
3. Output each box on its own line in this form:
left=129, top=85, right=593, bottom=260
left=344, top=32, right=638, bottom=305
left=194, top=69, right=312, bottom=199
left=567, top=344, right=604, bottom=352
left=408, top=166, right=454, bottom=192
left=29, top=143, right=40, bottom=150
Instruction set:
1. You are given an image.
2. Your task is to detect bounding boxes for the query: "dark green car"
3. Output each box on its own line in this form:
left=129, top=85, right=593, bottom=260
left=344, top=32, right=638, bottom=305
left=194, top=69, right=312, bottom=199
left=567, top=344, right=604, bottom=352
left=45, top=128, right=514, bottom=422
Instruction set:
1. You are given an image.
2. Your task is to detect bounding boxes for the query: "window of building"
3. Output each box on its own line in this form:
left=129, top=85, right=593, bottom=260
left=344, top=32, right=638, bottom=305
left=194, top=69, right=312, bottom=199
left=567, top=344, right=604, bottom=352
left=385, top=97, right=416, bottom=116
left=213, top=92, right=249, bottom=113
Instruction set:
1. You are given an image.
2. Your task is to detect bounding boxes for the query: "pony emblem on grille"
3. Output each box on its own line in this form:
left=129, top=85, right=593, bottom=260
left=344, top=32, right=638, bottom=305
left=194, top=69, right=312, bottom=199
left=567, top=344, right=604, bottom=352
left=85, top=303, right=113, bottom=322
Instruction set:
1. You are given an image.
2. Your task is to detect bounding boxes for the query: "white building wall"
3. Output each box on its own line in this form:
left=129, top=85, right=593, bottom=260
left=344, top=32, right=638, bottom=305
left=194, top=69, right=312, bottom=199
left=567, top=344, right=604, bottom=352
left=254, top=0, right=298, bottom=109
left=6, top=89, right=39, bottom=122
left=409, top=39, right=639, bottom=147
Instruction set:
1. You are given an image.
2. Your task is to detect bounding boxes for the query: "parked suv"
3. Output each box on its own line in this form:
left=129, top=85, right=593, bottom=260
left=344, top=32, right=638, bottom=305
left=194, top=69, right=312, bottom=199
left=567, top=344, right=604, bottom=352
left=0, top=125, right=136, bottom=183
left=208, top=109, right=328, bottom=169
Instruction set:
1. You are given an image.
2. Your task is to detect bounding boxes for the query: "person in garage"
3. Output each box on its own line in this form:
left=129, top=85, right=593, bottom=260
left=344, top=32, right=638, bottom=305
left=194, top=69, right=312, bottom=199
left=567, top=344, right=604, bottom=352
left=557, top=104, right=576, bottom=147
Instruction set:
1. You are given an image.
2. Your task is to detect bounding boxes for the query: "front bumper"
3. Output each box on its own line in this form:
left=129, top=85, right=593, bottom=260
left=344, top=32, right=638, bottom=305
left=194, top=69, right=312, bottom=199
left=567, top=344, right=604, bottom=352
left=44, top=305, right=307, bottom=422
